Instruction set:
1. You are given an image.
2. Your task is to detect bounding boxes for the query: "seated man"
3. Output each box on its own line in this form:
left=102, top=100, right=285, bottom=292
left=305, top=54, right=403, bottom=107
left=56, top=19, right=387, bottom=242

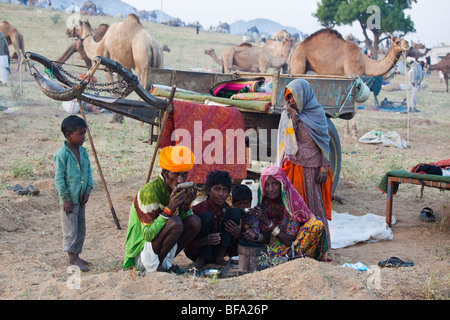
left=123, top=146, right=201, bottom=273
left=184, top=170, right=242, bottom=268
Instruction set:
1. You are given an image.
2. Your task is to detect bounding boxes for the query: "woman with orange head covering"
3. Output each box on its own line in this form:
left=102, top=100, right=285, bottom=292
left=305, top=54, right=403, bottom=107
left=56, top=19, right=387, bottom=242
left=124, top=146, right=201, bottom=273
left=277, top=79, right=333, bottom=250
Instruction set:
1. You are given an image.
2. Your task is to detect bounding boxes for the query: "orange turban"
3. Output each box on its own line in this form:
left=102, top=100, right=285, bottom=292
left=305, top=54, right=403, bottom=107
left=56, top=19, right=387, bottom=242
left=159, top=146, right=195, bottom=172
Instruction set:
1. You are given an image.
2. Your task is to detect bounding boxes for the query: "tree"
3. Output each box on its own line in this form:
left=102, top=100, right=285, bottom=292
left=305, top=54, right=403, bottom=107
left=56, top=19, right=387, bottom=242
left=314, top=0, right=416, bottom=59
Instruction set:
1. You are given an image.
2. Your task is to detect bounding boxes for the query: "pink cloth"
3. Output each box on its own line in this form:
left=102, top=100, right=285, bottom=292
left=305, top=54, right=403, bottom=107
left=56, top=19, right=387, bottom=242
left=258, top=166, right=314, bottom=223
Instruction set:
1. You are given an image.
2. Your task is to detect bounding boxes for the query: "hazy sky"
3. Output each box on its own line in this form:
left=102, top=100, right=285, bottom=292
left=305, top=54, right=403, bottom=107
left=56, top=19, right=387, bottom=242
left=121, top=0, right=449, bottom=48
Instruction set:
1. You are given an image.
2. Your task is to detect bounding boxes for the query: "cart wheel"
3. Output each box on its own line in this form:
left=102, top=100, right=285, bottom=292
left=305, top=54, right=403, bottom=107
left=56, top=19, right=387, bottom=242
left=327, top=118, right=341, bottom=194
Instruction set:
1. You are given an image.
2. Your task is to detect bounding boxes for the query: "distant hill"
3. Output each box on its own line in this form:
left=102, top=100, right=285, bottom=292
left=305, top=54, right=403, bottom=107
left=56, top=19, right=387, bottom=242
left=6, top=0, right=304, bottom=37
left=40, top=0, right=173, bottom=21
left=230, top=18, right=306, bottom=39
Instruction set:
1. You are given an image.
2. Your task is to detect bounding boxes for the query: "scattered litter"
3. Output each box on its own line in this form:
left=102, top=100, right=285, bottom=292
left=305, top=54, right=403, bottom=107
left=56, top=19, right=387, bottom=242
left=359, top=130, right=408, bottom=149
left=340, top=261, right=368, bottom=271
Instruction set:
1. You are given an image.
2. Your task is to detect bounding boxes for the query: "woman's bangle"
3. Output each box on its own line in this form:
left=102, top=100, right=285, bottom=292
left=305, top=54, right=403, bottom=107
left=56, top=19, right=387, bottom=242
left=271, top=226, right=281, bottom=237
left=320, top=166, right=328, bottom=173
left=254, top=232, right=263, bottom=242
left=265, top=220, right=274, bottom=230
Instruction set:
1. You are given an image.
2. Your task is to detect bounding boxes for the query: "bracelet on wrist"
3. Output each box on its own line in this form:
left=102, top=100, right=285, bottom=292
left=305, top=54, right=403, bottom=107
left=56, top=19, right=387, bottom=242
left=271, top=226, right=281, bottom=237
left=320, top=167, right=328, bottom=173
left=163, top=207, right=173, bottom=216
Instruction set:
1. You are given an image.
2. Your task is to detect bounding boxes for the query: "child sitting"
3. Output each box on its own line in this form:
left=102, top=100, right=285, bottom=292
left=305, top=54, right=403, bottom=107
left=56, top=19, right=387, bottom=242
left=231, top=184, right=261, bottom=243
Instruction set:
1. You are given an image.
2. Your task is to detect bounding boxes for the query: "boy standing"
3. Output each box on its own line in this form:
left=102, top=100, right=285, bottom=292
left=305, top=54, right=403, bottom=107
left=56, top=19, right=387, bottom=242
left=54, top=115, right=94, bottom=272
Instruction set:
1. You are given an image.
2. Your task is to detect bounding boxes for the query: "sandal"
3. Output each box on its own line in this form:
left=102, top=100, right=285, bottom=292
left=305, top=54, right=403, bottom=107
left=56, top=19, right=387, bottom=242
left=8, top=184, right=28, bottom=195
left=378, top=257, right=414, bottom=268
left=27, top=185, right=40, bottom=196
left=167, top=265, right=188, bottom=275
left=419, top=207, right=435, bottom=222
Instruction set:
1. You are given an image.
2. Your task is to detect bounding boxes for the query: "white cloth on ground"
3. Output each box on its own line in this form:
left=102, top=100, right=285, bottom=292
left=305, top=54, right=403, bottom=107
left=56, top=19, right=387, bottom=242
left=329, top=211, right=393, bottom=249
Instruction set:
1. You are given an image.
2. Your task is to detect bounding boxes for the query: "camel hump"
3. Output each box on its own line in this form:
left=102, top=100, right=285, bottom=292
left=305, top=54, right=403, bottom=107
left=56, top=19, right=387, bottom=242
left=305, top=28, right=344, bottom=42
left=124, top=13, right=143, bottom=28
left=238, top=42, right=253, bottom=47
left=2, top=21, right=10, bottom=25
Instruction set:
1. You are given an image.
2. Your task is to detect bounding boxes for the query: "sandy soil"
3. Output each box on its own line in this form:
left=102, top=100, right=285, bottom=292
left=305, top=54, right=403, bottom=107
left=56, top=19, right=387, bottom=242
left=0, top=65, right=449, bottom=301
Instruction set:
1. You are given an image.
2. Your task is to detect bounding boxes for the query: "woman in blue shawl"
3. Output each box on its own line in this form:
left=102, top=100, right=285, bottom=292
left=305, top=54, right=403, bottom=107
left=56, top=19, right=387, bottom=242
left=276, top=78, right=333, bottom=249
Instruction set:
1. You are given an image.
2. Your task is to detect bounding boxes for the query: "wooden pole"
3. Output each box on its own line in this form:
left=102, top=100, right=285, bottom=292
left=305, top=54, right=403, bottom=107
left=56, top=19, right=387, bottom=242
left=77, top=99, right=122, bottom=230
left=145, top=85, right=176, bottom=184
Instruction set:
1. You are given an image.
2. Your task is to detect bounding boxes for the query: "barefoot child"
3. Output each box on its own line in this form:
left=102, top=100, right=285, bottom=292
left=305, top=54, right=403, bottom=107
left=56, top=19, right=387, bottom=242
left=54, top=115, right=94, bottom=272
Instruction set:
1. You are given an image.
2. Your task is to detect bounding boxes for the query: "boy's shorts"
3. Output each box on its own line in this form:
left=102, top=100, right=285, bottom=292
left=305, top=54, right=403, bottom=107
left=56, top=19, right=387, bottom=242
left=60, top=204, right=86, bottom=254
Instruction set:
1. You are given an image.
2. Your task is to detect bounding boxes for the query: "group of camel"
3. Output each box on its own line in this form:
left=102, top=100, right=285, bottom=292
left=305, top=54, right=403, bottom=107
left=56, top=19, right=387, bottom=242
left=2, top=14, right=449, bottom=126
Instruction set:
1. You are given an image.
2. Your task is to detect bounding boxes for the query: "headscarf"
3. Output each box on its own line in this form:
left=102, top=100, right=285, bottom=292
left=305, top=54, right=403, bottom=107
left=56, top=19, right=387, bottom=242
left=257, top=166, right=313, bottom=223
left=277, top=79, right=330, bottom=165
left=159, top=145, right=195, bottom=172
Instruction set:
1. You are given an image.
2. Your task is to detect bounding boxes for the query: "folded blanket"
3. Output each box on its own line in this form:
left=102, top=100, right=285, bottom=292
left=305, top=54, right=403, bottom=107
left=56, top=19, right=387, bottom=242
left=150, top=86, right=271, bottom=112
left=159, top=100, right=247, bottom=184
left=231, top=92, right=271, bottom=101
left=378, top=170, right=450, bottom=194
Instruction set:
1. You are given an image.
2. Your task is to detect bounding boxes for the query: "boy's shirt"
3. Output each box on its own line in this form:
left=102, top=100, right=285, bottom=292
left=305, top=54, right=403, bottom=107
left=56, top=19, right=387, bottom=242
left=54, top=141, right=93, bottom=205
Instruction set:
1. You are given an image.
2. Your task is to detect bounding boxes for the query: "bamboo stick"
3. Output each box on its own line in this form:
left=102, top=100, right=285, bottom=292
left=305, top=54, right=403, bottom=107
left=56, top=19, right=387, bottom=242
left=145, top=85, right=177, bottom=184
left=77, top=99, right=121, bottom=230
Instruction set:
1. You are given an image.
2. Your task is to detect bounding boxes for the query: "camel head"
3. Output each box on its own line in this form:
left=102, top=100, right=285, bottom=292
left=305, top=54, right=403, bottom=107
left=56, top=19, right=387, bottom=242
left=204, top=49, right=215, bottom=56
left=281, top=38, right=295, bottom=60
left=390, top=36, right=409, bottom=58
left=70, top=20, right=93, bottom=42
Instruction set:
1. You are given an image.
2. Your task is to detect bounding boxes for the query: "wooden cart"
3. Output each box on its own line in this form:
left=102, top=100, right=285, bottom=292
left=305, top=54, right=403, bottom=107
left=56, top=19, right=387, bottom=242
left=26, top=52, right=358, bottom=192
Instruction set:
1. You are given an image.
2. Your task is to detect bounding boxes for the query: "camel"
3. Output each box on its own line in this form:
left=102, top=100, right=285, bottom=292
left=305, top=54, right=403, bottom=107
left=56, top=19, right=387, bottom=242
left=272, top=29, right=291, bottom=41
left=209, top=38, right=294, bottom=74
left=0, top=21, right=26, bottom=71
left=429, top=53, right=450, bottom=93
left=58, top=24, right=170, bottom=69
left=290, top=28, right=409, bottom=138
left=204, top=49, right=240, bottom=71
left=57, top=24, right=109, bottom=68
left=74, top=14, right=163, bottom=90
left=291, top=29, right=408, bottom=77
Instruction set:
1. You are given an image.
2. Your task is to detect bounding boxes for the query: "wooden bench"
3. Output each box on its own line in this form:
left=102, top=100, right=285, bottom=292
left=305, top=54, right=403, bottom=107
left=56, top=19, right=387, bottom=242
left=379, top=170, right=450, bottom=227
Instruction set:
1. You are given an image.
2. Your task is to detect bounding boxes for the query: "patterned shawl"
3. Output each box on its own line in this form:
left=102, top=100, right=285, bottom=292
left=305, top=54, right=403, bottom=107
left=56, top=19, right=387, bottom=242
left=257, top=166, right=313, bottom=223
left=282, top=78, right=330, bottom=160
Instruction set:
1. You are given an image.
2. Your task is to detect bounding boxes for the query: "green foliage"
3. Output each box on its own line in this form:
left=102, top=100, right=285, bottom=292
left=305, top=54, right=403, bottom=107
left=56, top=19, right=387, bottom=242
left=316, top=0, right=416, bottom=34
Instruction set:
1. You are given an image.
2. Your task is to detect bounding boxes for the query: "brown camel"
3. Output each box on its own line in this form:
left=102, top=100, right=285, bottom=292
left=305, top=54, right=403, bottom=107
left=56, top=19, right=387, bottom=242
left=213, top=38, right=293, bottom=73
left=291, top=29, right=408, bottom=77
left=290, top=29, right=409, bottom=138
left=75, top=14, right=164, bottom=90
left=0, top=21, right=26, bottom=71
left=429, top=53, right=450, bottom=93
left=204, top=49, right=239, bottom=71
left=272, top=29, right=291, bottom=41
left=57, top=24, right=109, bottom=68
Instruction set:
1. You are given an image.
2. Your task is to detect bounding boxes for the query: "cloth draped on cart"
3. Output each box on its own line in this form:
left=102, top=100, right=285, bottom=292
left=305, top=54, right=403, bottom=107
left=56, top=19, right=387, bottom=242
left=159, top=100, right=247, bottom=184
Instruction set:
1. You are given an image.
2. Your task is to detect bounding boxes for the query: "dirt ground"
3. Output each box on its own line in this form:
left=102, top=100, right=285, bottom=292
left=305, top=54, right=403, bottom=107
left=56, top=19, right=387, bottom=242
left=0, top=64, right=449, bottom=301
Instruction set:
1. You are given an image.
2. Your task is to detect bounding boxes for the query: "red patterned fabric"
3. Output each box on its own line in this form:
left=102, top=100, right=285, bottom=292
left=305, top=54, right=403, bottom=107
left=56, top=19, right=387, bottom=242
left=159, top=100, right=247, bottom=184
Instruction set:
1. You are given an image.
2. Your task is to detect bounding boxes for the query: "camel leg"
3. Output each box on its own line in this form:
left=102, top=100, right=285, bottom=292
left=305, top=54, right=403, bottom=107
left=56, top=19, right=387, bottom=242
left=343, top=120, right=350, bottom=138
